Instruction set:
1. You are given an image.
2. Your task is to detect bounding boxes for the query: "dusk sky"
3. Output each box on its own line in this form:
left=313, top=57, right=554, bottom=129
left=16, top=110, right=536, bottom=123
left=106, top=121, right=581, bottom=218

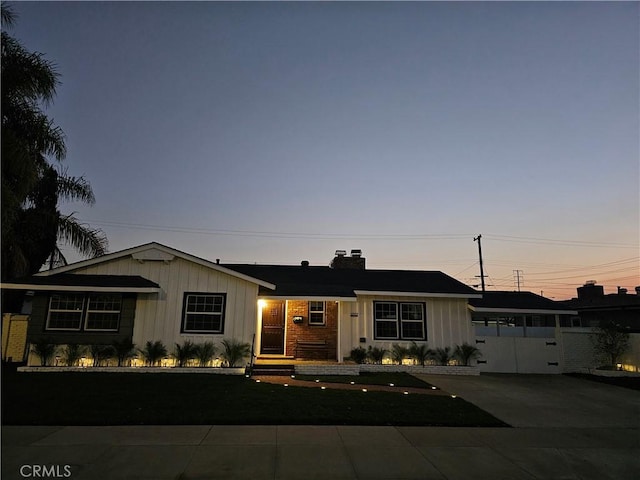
left=9, top=1, right=639, bottom=299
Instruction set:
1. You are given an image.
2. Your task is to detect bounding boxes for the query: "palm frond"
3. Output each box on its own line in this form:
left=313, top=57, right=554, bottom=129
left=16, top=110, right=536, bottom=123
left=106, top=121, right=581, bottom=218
left=54, top=168, right=95, bottom=204
left=57, top=213, right=108, bottom=258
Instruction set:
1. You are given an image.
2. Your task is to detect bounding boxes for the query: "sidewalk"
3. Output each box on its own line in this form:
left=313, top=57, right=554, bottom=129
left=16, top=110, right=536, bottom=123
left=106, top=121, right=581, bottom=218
left=2, top=423, right=638, bottom=480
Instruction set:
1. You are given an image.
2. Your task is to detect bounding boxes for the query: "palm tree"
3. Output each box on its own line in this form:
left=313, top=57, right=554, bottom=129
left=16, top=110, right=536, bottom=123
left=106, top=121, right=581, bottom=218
left=367, top=346, right=387, bottom=365
left=220, top=339, right=250, bottom=368
left=454, top=342, right=483, bottom=366
left=172, top=340, right=198, bottom=367
left=140, top=341, right=168, bottom=367
left=409, top=341, right=432, bottom=367
left=61, top=343, right=86, bottom=367
left=433, top=346, right=453, bottom=366
left=194, top=342, right=217, bottom=367
left=31, top=338, right=57, bottom=366
left=390, top=344, right=409, bottom=365
left=112, top=339, right=136, bottom=367
left=1, top=4, right=106, bottom=288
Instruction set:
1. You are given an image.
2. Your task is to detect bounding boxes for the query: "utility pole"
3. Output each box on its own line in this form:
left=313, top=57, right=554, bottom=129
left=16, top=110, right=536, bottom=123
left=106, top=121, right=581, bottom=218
left=473, top=234, right=486, bottom=292
left=513, top=269, right=523, bottom=292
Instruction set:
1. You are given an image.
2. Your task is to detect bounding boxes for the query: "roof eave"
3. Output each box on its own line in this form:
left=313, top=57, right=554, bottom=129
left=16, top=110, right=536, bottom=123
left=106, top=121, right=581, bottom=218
left=1, top=283, right=161, bottom=294
left=354, top=290, right=481, bottom=299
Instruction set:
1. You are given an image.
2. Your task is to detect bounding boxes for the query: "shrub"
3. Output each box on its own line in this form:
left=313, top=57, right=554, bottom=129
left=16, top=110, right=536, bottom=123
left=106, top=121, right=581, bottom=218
left=195, top=342, right=217, bottom=367
left=31, top=338, right=58, bottom=366
left=173, top=340, right=198, bottom=367
left=89, top=344, right=114, bottom=367
left=349, top=346, right=367, bottom=364
left=140, top=340, right=168, bottom=367
left=592, top=321, right=631, bottom=367
left=454, top=342, right=482, bottom=366
left=112, top=339, right=136, bottom=367
left=220, top=338, right=251, bottom=368
left=391, top=344, right=409, bottom=365
left=433, top=346, right=453, bottom=366
left=409, top=341, right=432, bottom=366
left=62, top=343, right=86, bottom=367
left=367, top=345, right=387, bottom=364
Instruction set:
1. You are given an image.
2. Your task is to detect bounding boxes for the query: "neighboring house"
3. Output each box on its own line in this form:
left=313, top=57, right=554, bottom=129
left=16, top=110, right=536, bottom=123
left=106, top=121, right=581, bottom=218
left=468, top=291, right=578, bottom=373
left=2, top=243, right=480, bottom=365
left=561, top=281, right=640, bottom=332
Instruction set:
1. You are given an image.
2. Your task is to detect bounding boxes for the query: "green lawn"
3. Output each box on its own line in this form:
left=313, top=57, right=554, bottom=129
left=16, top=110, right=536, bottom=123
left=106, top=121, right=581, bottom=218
left=2, top=366, right=508, bottom=427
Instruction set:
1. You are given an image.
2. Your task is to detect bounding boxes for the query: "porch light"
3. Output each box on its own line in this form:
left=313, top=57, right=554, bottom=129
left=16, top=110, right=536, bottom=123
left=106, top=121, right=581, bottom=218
left=258, top=299, right=267, bottom=308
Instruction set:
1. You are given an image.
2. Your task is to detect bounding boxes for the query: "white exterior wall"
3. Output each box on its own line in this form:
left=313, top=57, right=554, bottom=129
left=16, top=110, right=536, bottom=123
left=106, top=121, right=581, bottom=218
left=339, top=295, right=473, bottom=361
left=561, top=329, right=640, bottom=373
left=71, top=256, right=259, bottom=349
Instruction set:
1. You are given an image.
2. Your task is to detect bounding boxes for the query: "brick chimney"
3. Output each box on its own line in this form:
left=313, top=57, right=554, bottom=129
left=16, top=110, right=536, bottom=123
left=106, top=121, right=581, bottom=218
left=330, top=249, right=365, bottom=270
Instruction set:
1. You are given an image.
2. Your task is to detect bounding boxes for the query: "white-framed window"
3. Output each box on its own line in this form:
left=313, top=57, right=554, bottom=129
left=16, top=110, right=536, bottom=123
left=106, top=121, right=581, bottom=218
left=308, top=301, right=326, bottom=325
left=182, top=293, right=226, bottom=334
left=400, top=303, right=425, bottom=339
left=47, top=294, right=85, bottom=330
left=374, top=301, right=426, bottom=340
left=374, top=302, right=398, bottom=339
left=85, top=294, right=122, bottom=331
left=46, top=293, right=123, bottom=331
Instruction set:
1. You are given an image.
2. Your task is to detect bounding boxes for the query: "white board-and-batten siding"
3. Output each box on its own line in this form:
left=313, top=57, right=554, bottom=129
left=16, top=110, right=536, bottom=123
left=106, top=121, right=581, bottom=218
left=71, top=256, right=259, bottom=348
left=339, top=295, right=473, bottom=358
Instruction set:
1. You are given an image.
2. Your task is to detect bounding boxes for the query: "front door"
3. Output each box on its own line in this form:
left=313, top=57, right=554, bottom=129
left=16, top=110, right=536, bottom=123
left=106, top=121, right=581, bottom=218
left=261, top=301, right=285, bottom=354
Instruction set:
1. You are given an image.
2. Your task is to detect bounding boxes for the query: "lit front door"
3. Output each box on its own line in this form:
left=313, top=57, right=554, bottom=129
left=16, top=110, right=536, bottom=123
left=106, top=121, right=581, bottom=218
left=261, top=301, right=285, bottom=354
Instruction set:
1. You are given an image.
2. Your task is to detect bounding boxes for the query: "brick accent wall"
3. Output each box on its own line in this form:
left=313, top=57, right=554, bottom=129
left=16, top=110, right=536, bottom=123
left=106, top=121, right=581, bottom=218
left=285, top=300, right=338, bottom=360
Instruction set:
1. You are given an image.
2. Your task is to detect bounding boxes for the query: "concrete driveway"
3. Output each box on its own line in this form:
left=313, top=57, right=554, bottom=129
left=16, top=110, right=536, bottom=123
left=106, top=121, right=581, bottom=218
left=413, top=373, right=640, bottom=428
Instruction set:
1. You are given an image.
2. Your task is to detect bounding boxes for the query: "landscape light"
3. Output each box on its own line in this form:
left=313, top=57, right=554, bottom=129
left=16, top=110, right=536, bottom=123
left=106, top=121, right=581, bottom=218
left=291, top=375, right=295, bottom=378
left=362, top=389, right=368, bottom=392
left=321, top=386, right=326, bottom=390
left=389, top=383, right=394, bottom=387
left=256, top=379, right=261, bottom=383
left=451, top=395, right=457, bottom=399
left=404, top=391, right=409, bottom=395
left=350, top=381, right=355, bottom=385
left=284, top=384, right=288, bottom=387
left=431, top=386, right=437, bottom=390
left=315, top=379, right=320, bottom=383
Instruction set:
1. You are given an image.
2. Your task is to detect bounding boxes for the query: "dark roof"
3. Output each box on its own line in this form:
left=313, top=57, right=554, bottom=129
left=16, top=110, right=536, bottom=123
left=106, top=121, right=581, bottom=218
left=223, top=264, right=479, bottom=297
left=6, top=274, right=160, bottom=289
left=561, top=294, right=640, bottom=311
left=469, top=291, right=574, bottom=312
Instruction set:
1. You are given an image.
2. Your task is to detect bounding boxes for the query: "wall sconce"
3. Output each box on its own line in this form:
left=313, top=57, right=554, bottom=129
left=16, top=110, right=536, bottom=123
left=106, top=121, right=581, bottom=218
left=293, top=316, right=303, bottom=324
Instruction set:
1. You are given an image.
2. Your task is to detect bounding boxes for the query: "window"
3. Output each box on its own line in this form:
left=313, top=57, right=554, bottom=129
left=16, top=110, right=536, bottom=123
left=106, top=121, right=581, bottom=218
left=182, top=293, right=226, bottom=333
left=400, top=303, right=425, bottom=339
left=47, top=294, right=85, bottom=330
left=85, top=294, right=121, bottom=331
left=374, top=302, right=398, bottom=339
left=308, top=301, right=326, bottom=325
left=374, top=301, right=426, bottom=340
left=46, top=293, right=122, bottom=331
